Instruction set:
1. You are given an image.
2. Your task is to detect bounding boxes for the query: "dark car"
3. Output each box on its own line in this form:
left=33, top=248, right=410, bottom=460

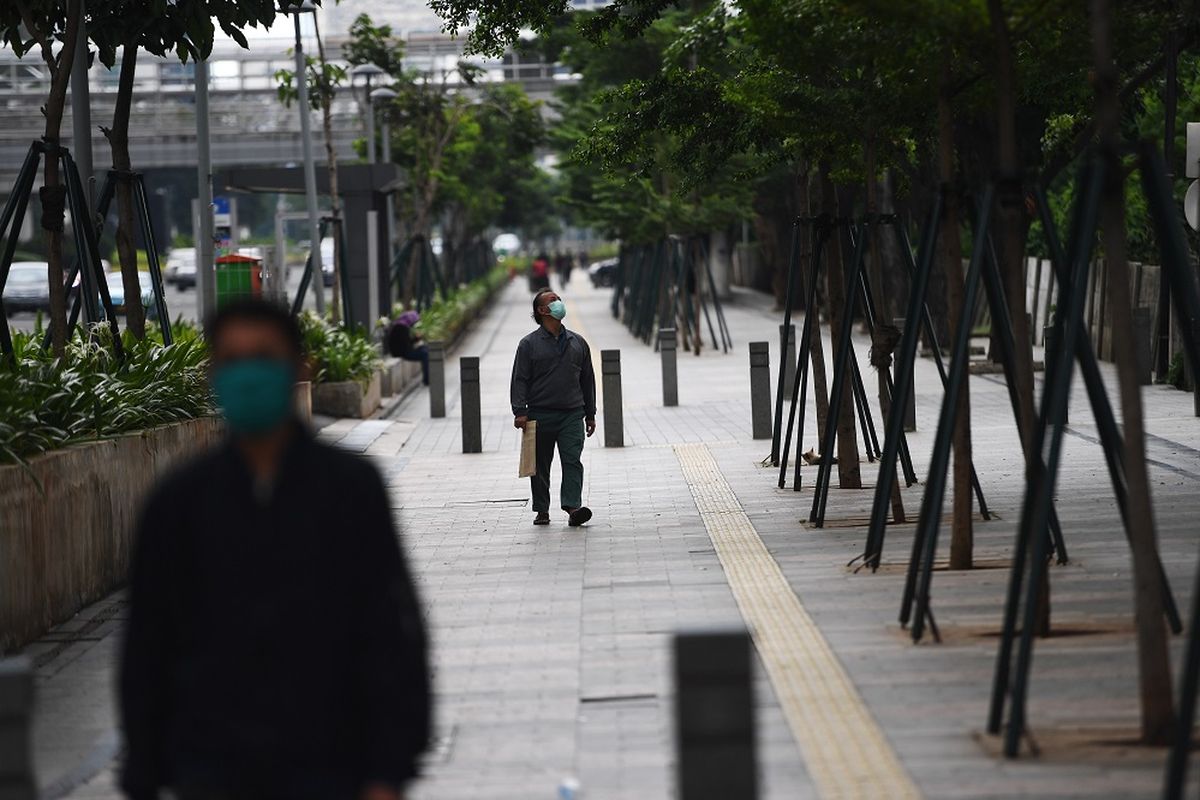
left=1, top=261, right=83, bottom=314
left=588, top=257, right=619, bottom=288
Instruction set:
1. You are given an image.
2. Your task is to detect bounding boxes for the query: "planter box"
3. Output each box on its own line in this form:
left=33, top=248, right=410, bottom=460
left=0, top=417, right=223, bottom=654
left=379, top=358, right=424, bottom=398
left=311, top=372, right=381, bottom=419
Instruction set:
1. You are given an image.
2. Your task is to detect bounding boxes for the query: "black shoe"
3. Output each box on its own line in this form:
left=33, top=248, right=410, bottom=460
left=534, top=512, right=550, bottom=526
left=567, top=507, right=592, bottom=527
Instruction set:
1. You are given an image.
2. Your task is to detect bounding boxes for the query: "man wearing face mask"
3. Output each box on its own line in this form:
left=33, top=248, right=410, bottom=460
left=511, top=289, right=597, bottom=527
left=119, top=299, right=430, bottom=800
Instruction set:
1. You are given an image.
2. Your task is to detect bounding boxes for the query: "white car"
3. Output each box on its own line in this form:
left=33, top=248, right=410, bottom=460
left=105, top=271, right=156, bottom=316
left=320, top=238, right=334, bottom=286
left=165, top=247, right=196, bottom=289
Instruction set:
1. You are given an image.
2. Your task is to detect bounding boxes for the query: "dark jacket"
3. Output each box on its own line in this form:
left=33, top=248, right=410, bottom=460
left=386, top=321, right=414, bottom=357
left=119, top=426, right=430, bottom=800
left=510, top=325, right=596, bottom=418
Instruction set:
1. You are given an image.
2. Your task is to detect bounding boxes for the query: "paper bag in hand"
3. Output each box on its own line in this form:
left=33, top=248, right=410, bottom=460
left=518, top=420, right=538, bottom=478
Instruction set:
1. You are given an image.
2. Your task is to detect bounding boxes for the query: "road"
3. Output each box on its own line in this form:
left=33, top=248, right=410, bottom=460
left=6, top=267, right=327, bottom=333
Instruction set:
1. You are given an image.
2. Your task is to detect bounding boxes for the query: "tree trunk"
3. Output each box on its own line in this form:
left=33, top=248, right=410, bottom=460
left=938, top=69, right=973, bottom=569
left=753, top=210, right=783, bottom=308
left=866, top=139, right=906, bottom=523
left=108, top=41, right=145, bottom=339
left=313, top=17, right=343, bottom=325
left=988, top=0, right=1047, bottom=626
left=797, top=170, right=831, bottom=445
left=819, top=167, right=862, bottom=488
left=39, top=0, right=84, bottom=356
left=1090, top=0, right=1175, bottom=746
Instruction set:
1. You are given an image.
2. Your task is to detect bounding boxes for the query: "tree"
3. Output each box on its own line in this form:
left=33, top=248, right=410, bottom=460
left=276, top=11, right=350, bottom=323
left=89, top=0, right=278, bottom=340
left=436, top=83, right=547, bottom=280
left=2, top=1, right=291, bottom=349
left=2, top=0, right=86, bottom=356
left=1090, top=0, right=1174, bottom=746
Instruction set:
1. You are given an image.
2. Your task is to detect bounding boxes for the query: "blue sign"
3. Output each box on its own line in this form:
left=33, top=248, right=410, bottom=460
left=212, top=196, right=231, bottom=215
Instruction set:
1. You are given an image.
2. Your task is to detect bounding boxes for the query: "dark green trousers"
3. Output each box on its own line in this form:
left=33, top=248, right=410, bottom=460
left=528, top=408, right=585, bottom=512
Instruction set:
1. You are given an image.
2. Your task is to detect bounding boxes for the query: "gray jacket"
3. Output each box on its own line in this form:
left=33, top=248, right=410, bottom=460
left=510, top=325, right=596, bottom=418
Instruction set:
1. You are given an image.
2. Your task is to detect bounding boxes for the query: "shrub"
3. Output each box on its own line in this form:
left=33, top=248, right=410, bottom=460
left=0, top=327, right=212, bottom=466
left=297, top=311, right=380, bottom=385
left=406, top=265, right=510, bottom=343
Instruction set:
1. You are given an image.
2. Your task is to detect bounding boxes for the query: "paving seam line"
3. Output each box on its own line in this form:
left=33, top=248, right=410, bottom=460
left=673, top=442, right=921, bottom=800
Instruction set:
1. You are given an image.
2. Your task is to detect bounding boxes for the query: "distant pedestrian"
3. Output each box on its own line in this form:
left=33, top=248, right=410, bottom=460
left=386, top=309, right=430, bottom=385
left=510, top=289, right=597, bottom=527
left=554, top=251, right=572, bottom=287
left=530, top=252, right=551, bottom=292
left=120, top=298, right=430, bottom=800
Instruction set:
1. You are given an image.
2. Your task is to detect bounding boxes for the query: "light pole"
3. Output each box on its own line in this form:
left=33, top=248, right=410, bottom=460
left=370, top=86, right=398, bottom=259
left=350, top=63, right=386, bottom=163
left=291, top=1, right=324, bottom=314
left=195, top=56, right=215, bottom=319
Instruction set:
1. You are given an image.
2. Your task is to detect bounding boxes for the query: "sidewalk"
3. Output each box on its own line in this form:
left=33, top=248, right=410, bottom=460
left=25, top=274, right=1200, bottom=798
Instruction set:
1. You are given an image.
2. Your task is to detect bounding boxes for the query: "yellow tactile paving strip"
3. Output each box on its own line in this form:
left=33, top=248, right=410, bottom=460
left=673, top=442, right=921, bottom=800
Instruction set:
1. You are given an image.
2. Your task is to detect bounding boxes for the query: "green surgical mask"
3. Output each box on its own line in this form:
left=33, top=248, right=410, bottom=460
left=212, top=359, right=296, bottom=435
left=548, top=299, right=567, bottom=320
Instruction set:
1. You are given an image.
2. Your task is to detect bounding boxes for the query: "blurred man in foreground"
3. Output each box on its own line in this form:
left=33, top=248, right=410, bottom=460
left=120, top=299, right=430, bottom=800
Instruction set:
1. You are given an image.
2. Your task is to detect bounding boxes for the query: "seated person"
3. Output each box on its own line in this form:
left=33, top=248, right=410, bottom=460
left=386, top=310, right=430, bottom=385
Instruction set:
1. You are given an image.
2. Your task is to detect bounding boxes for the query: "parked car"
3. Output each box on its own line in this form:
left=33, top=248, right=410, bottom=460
left=166, top=247, right=196, bottom=289
left=588, top=257, right=619, bottom=288
left=105, top=271, right=156, bottom=315
left=321, top=238, right=334, bottom=286
left=2, top=261, right=80, bottom=314
left=3, top=262, right=53, bottom=313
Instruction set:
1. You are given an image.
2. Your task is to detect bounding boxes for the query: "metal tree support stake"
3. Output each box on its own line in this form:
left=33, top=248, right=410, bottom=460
left=776, top=217, right=827, bottom=491
left=0, top=141, right=124, bottom=362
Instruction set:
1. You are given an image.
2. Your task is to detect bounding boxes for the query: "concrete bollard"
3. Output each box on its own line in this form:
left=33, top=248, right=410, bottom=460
left=660, top=328, right=679, bottom=407
left=429, top=341, right=446, bottom=418
left=294, top=380, right=312, bottom=425
left=602, top=349, right=624, bottom=448
left=893, top=318, right=916, bottom=432
left=749, top=342, right=772, bottom=440
left=780, top=324, right=796, bottom=398
left=674, top=629, right=756, bottom=800
left=0, top=657, right=36, bottom=800
left=1133, top=307, right=1152, bottom=386
left=460, top=356, right=482, bottom=453
left=1193, top=319, right=1200, bottom=418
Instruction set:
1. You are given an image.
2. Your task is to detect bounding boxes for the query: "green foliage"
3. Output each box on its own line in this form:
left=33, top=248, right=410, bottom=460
left=402, top=266, right=511, bottom=344
left=1167, top=352, right=1186, bottom=390
left=275, top=55, right=347, bottom=113
left=296, top=312, right=381, bottom=385
left=334, top=14, right=553, bottom=270
left=344, top=13, right=407, bottom=74
left=428, top=0, right=676, bottom=56
left=0, top=327, right=211, bottom=466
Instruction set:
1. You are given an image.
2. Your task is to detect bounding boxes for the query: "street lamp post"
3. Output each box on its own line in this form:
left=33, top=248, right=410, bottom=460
left=291, top=1, right=324, bottom=314
left=370, top=86, right=398, bottom=259
left=195, top=56, right=215, bottom=320
left=350, top=63, right=386, bottom=163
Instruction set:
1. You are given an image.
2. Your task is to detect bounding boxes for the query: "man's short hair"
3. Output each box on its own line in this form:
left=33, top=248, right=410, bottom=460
left=531, top=289, right=554, bottom=323
left=204, top=298, right=305, bottom=359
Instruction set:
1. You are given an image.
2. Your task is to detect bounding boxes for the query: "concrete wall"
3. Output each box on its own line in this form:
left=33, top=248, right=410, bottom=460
left=0, top=418, right=223, bottom=654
